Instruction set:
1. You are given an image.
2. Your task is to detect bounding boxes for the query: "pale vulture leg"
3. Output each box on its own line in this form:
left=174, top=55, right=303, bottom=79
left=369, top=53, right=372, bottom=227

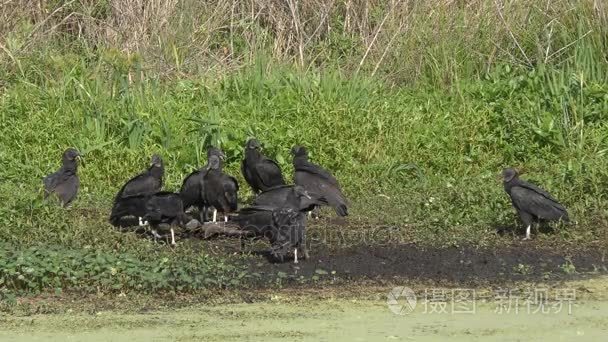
left=170, top=228, right=176, bottom=246
left=212, top=209, right=217, bottom=223
left=302, top=247, right=310, bottom=260
left=293, top=248, right=299, bottom=264
left=523, top=225, right=532, bottom=240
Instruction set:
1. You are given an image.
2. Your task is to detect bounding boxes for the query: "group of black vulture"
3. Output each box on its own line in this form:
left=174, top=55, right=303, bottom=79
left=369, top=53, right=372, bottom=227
left=43, top=140, right=570, bottom=263
left=43, top=139, right=348, bottom=262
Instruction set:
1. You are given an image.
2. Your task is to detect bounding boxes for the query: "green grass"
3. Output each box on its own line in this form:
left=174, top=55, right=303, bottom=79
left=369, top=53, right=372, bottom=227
left=1, top=1, right=608, bottom=295
left=2, top=58, right=607, bottom=246
left=1, top=58, right=608, bottom=293
left=0, top=243, right=250, bottom=301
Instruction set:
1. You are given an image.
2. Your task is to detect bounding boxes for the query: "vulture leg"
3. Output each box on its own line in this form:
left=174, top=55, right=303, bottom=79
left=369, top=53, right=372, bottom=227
left=518, top=211, right=534, bottom=240
left=151, top=229, right=162, bottom=239
left=523, top=225, right=532, bottom=240
left=198, top=206, right=206, bottom=223
left=312, top=207, right=320, bottom=219
left=170, top=228, right=176, bottom=246
left=224, top=215, right=228, bottom=223
left=212, top=209, right=217, bottom=223
left=300, top=232, right=309, bottom=260
left=293, top=248, right=298, bottom=264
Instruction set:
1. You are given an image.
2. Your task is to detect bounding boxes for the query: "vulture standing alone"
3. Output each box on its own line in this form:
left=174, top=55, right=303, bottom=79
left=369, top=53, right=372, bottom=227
left=502, top=168, right=569, bottom=240
left=202, top=155, right=239, bottom=222
left=292, top=146, right=348, bottom=217
left=180, top=147, right=225, bottom=222
left=112, top=154, right=164, bottom=225
left=43, top=148, right=81, bottom=207
left=241, top=139, right=286, bottom=193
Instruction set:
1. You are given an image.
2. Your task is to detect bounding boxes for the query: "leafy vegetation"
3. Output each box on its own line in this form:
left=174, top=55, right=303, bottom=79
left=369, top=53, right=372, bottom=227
left=0, top=243, right=250, bottom=300
left=0, top=0, right=607, bottom=295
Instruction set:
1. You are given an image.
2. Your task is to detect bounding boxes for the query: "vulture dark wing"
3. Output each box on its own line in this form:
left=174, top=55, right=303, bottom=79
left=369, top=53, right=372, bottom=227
left=252, top=185, right=292, bottom=208
left=53, top=176, right=79, bottom=205
left=255, top=158, right=285, bottom=188
left=120, top=174, right=161, bottom=197
left=295, top=171, right=348, bottom=216
left=180, top=170, right=204, bottom=208
left=294, top=161, right=340, bottom=188
left=241, top=159, right=254, bottom=187
left=43, top=171, right=61, bottom=196
left=510, top=186, right=569, bottom=221
left=516, top=180, right=566, bottom=211
left=228, top=175, right=239, bottom=192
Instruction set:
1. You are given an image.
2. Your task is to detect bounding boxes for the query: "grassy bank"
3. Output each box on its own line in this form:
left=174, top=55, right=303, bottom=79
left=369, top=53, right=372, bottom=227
left=2, top=61, right=607, bottom=245
left=1, top=0, right=607, bottom=295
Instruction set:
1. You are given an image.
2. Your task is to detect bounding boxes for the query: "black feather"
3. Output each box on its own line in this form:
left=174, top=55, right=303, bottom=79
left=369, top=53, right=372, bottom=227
left=43, top=148, right=80, bottom=207
left=291, top=146, right=348, bottom=216
left=502, top=168, right=569, bottom=228
left=241, top=139, right=286, bottom=193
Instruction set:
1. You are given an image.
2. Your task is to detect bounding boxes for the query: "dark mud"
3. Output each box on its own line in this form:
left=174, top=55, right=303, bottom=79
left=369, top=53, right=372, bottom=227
left=247, top=243, right=607, bottom=285
left=196, top=231, right=607, bottom=286
left=162, top=214, right=608, bottom=287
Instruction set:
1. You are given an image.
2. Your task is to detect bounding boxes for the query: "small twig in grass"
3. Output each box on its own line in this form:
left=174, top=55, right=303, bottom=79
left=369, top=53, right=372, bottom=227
left=19, top=0, right=76, bottom=52
left=543, top=19, right=556, bottom=64
left=356, top=0, right=402, bottom=74
left=491, top=41, right=528, bottom=67
left=547, top=30, right=593, bottom=62
left=0, top=42, right=20, bottom=70
left=372, top=20, right=407, bottom=77
left=304, top=0, right=334, bottom=48
left=230, top=0, right=236, bottom=57
left=494, top=0, right=532, bottom=67
left=287, top=0, right=304, bottom=68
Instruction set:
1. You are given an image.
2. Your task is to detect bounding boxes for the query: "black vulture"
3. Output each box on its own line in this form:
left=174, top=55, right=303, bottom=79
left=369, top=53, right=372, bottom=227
left=113, top=154, right=164, bottom=225
left=116, top=154, right=164, bottom=198
left=241, top=139, right=286, bottom=193
left=180, top=147, right=225, bottom=222
left=291, top=146, right=348, bottom=217
left=235, top=185, right=324, bottom=263
left=235, top=206, right=305, bottom=263
left=502, top=168, right=569, bottom=240
left=252, top=185, right=326, bottom=212
left=202, top=155, right=239, bottom=222
left=109, top=192, right=187, bottom=245
left=43, top=148, right=81, bottom=207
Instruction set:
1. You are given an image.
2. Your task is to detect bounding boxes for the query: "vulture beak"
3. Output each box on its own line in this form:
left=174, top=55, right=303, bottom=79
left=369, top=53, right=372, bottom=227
left=77, top=154, right=85, bottom=167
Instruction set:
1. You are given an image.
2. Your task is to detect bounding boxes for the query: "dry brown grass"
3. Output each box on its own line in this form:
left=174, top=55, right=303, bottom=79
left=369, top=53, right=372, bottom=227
left=0, top=0, right=606, bottom=82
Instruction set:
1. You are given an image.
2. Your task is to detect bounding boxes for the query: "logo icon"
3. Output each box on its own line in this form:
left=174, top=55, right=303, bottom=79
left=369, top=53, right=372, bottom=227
left=387, top=286, right=417, bottom=315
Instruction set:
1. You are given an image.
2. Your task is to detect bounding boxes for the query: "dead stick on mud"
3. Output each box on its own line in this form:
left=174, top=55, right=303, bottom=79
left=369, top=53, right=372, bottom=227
left=198, top=223, right=253, bottom=239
